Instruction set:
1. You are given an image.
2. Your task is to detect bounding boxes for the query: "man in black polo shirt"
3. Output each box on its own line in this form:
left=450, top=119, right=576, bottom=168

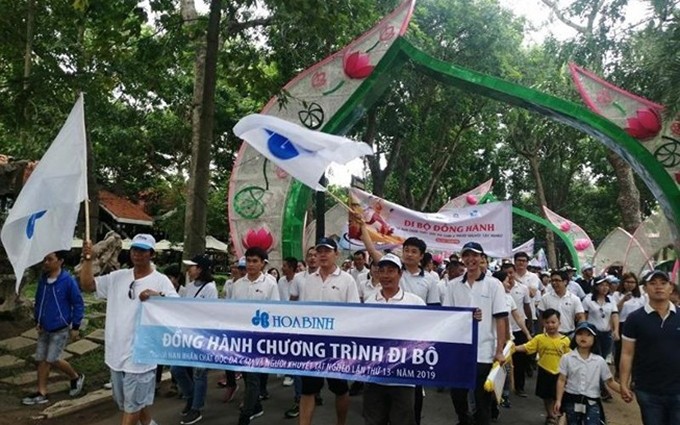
left=620, top=270, right=680, bottom=425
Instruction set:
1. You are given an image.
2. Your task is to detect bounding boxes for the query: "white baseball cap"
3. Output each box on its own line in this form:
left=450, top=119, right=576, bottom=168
left=378, top=253, right=402, bottom=269
left=130, top=234, right=156, bottom=251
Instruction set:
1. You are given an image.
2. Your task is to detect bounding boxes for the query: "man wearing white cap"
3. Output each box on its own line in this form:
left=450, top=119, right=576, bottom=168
left=363, top=253, right=424, bottom=425
left=442, top=241, right=508, bottom=425
left=576, top=263, right=595, bottom=295
left=80, top=234, right=179, bottom=425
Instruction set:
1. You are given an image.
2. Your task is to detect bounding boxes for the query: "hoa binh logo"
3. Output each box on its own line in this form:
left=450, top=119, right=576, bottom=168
left=251, top=310, right=271, bottom=329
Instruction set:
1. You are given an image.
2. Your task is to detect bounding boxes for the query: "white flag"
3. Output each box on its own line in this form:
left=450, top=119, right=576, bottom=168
left=233, top=114, right=373, bottom=191
left=512, top=238, right=535, bottom=256
left=1, top=94, right=88, bottom=292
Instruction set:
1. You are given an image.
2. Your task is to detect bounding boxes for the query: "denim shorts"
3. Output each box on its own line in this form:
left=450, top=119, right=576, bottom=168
left=35, top=327, right=70, bottom=363
left=110, top=369, right=156, bottom=413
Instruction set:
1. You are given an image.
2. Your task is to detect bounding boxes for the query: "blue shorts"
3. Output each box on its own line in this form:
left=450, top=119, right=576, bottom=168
left=110, top=369, right=156, bottom=413
left=35, top=327, right=70, bottom=363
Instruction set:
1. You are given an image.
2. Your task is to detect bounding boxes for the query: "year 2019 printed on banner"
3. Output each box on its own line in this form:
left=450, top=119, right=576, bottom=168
left=133, top=299, right=478, bottom=389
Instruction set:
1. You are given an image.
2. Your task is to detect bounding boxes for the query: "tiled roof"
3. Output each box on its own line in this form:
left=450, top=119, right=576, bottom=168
left=99, top=190, right=153, bottom=226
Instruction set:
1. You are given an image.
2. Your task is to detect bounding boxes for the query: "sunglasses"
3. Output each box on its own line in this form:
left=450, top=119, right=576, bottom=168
left=128, top=281, right=136, bottom=300
left=599, top=307, right=605, bottom=319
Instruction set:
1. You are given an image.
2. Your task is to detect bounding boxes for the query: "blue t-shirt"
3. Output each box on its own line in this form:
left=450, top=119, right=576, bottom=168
left=623, top=303, right=680, bottom=394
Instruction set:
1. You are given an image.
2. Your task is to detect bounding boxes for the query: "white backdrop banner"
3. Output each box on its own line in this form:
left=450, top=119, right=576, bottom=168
left=349, top=188, right=513, bottom=257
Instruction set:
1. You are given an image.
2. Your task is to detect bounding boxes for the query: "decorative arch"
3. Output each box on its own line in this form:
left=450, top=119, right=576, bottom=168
left=279, top=37, right=680, bottom=259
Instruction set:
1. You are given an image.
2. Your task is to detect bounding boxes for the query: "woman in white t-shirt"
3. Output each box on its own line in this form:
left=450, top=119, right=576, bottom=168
left=612, top=272, right=644, bottom=377
left=582, top=277, right=619, bottom=364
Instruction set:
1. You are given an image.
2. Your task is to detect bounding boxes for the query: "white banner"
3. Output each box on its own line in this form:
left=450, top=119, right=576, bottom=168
left=512, top=238, right=535, bottom=256
left=134, top=298, right=478, bottom=388
left=349, top=188, right=513, bottom=257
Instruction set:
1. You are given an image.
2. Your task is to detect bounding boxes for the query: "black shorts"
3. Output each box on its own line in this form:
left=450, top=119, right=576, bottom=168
left=535, top=367, right=558, bottom=400
left=301, top=376, right=349, bottom=396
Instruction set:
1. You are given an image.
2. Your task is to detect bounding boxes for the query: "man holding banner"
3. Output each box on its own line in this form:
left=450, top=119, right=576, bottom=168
left=442, top=242, right=508, bottom=425
left=363, top=253, right=424, bottom=425
left=229, top=247, right=280, bottom=425
left=80, top=234, right=178, bottom=425
left=297, top=237, right=359, bottom=425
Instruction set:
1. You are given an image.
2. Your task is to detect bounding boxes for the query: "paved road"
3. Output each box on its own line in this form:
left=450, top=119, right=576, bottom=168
left=76, top=370, right=553, bottom=425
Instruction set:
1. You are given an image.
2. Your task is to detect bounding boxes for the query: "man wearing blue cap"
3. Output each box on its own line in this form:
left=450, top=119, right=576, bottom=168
left=298, top=237, right=359, bottom=425
left=442, top=241, right=508, bottom=425
left=80, top=234, right=178, bottom=425
left=620, top=270, right=680, bottom=425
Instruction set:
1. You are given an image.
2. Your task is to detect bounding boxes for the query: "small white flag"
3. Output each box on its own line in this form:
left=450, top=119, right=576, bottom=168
left=1, top=94, right=88, bottom=292
left=233, top=114, right=373, bottom=191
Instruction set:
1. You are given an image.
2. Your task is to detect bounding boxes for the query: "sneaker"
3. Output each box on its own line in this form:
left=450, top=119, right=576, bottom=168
left=235, top=373, right=242, bottom=380
left=181, top=399, right=194, bottom=416
left=22, top=392, right=49, bottom=406
left=258, top=392, right=270, bottom=401
left=69, top=374, right=85, bottom=397
left=223, top=385, right=239, bottom=403
left=282, top=376, right=294, bottom=387
left=500, top=396, right=511, bottom=408
left=103, top=382, right=113, bottom=390
left=314, top=394, right=323, bottom=406
left=515, top=390, right=528, bottom=398
left=249, top=407, right=264, bottom=421
left=217, top=378, right=227, bottom=388
left=181, top=409, right=203, bottom=425
left=284, top=403, right=300, bottom=418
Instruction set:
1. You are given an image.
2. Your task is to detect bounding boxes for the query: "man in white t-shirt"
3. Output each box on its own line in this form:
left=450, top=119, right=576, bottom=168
left=500, top=262, right=532, bottom=397
left=277, top=257, right=298, bottom=302
left=439, top=259, right=465, bottom=304
left=363, top=253, right=424, bottom=425
left=538, top=270, right=585, bottom=335
left=350, top=250, right=369, bottom=288
left=441, top=242, right=508, bottom=425
left=299, top=238, right=359, bottom=425
left=513, top=252, right=543, bottom=326
left=80, top=234, right=178, bottom=425
left=230, top=247, right=280, bottom=425
left=222, top=260, right=245, bottom=299
left=289, top=247, right=318, bottom=301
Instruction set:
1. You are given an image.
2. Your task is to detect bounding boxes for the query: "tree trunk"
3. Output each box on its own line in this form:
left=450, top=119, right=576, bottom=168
left=182, top=0, right=221, bottom=258
left=529, top=155, right=558, bottom=268
left=606, top=150, right=642, bottom=233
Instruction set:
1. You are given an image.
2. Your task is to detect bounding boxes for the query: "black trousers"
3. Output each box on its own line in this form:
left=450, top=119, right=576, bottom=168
left=512, top=331, right=529, bottom=391
left=450, top=363, right=494, bottom=425
left=363, top=384, right=416, bottom=425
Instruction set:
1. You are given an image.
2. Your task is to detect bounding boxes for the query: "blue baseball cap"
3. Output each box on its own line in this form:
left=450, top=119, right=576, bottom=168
left=315, top=237, right=338, bottom=251
left=461, top=242, right=484, bottom=255
left=130, top=234, right=156, bottom=251
left=575, top=321, right=597, bottom=336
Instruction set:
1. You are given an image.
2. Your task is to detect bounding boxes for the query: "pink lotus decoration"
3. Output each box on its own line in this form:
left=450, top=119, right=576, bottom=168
left=344, top=52, right=374, bottom=79
left=311, top=71, right=327, bottom=89
left=574, top=238, right=591, bottom=252
left=625, top=108, right=662, bottom=140
left=242, top=228, right=274, bottom=251
left=466, top=194, right=478, bottom=205
left=560, top=222, right=571, bottom=232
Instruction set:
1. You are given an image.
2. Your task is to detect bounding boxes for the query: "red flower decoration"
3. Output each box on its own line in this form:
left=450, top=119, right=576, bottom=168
left=242, top=228, right=274, bottom=251
left=344, top=51, right=374, bottom=79
left=595, top=89, right=614, bottom=106
left=311, top=71, right=327, bottom=89
left=466, top=194, right=478, bottom=205
left=379, top=25, right=395, bottom=42
left=560, top=222, right=571, bottom=232
left=671, top=121, right=680, bottom=137
left=625, top=108, right=662, bottom=141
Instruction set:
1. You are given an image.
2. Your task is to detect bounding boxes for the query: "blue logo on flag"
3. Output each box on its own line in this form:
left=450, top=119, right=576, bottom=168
left=252, top=310, right=271, bottom=328
left=26, top=210, right=47, bottom=239
left=266, top=129, right=299, bottom=160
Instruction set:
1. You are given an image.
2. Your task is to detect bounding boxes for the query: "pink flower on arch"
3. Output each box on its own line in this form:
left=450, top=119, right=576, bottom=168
left=671, top=121, right=680, bottom=137
left=595, top=89, right=614, bottom=106
left=379, top=25, right=395, bottom=42
left=242, top=228, right=275, bottom=252
left=311, top=71, right=327, bottom=89
left=625, top=108, right=662, bottom=141
left=344, top=51, right=374, bottom=79
left=574, top=238, right=591, bottom=252
left=559, top=222, right=572, bottom=232
left=466, top=194, right=478, bottom=205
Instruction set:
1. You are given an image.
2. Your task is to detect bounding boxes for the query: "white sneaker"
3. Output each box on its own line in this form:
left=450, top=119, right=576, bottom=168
left=69, top=374, right=85, bottom=397
left=103, top=382, right=112, bottom=389
left=282, top=376, right=294, bottom=387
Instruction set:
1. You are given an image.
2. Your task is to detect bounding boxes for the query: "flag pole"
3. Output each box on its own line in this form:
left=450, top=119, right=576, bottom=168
left=323, top=187, right=352, bottom=213
left=81, top=92, right=91, bottom=243
left=84, top=199, right=90, bottom=242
